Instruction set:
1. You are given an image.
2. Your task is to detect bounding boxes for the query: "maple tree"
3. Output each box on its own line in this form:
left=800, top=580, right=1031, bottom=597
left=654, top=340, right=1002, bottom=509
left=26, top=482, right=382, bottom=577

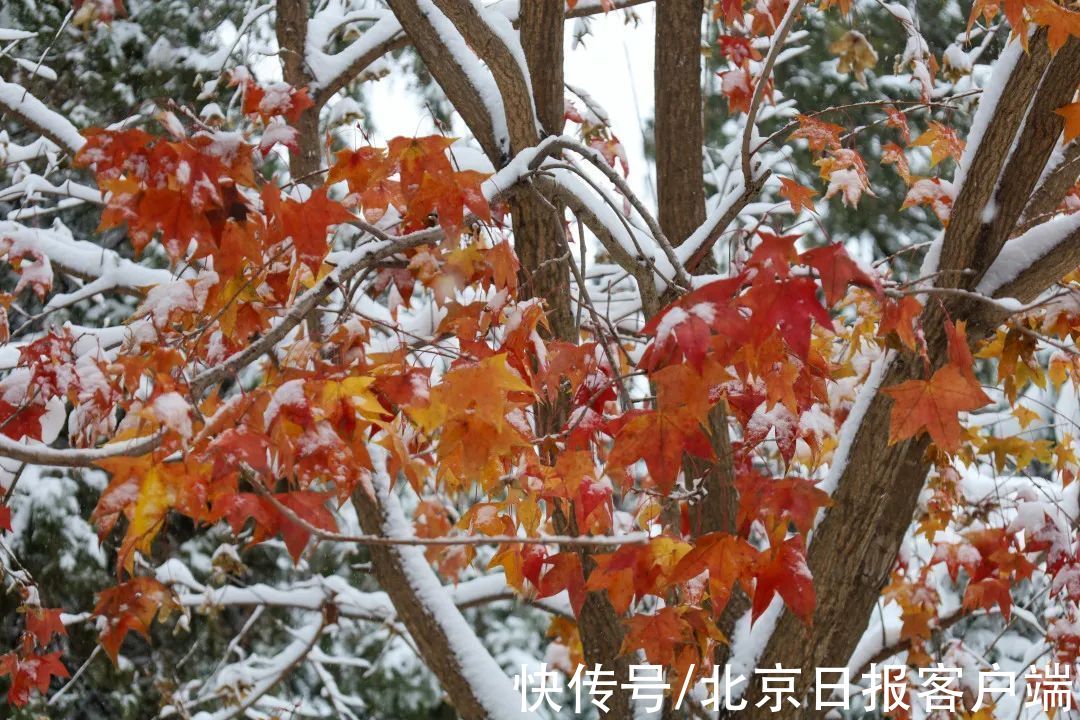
left=0, top=0, right=1078, bottom=718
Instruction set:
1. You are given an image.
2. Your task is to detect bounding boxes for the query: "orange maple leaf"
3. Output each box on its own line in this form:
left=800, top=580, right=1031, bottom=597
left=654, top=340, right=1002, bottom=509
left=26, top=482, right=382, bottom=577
left=963, top=577, right=1012, bottom=621
left=790, top=114, right=845, bottom=154
left=93, top=578, right=176, bottom=664
left=1056, top=101, right=1080, bottom=144
left=672, top=532, right=756, bottom=612
left=912, top=122, right=965, bottom=167
left=883, top=364, right=990, bottom=452
left=778, top=176, right=818, bottom=215
left=606, top=408, right=713, bottom=493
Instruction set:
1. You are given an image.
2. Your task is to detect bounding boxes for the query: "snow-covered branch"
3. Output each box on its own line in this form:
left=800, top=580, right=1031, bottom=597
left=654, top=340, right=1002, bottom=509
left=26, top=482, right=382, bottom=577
left=0, top=78, right=85, bottom=155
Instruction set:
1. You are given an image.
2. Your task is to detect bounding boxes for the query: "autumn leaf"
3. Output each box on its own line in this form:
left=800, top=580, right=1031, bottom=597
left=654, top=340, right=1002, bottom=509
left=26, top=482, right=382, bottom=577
left=24, top=608, right=66, bottom=647
left=0, top=400, right=44, bottom=442
left=672, top=532, right=756, bottom=612
left=778, top=176, right=817, bottom=215
left=93, top=578, right=176, bottom=664
left=913, top=122, right=965, bottom=166
left=829, top=30, right=878, bottom=86
left=884, top=105, right=911, bottom=143
left=883, top=365, right=991, bottom=452
left=263, top=186, right=355, bottom=272
left=790, top=114, right=844, bottom=154
left=717, top=34, right=760, bottom=66
left=606, top=408, right=713, bottom=493
left=882, top=142, right=912, bottom=184
left=585, top=538, right=691, bottom=613
left=799, top=242, right=882, bottom=304
left=0, top=651, right=68, bottom=706
left=741, top=274, right=833, bottom=360
left=902, top=177, right=956, bottom=225
left=240, top=81, right=315, bottom=124
left=1055, top=102, right=1080, bottom=142
left=734, top=473, right=832, bottom=537
left=389, top=135, right=456, bottom=191
left=327, top=146, right=401, bottom=222
left=621, top=606, right=723, bottom=687
left=746, top=229, right=800, bottom=274
left=537, top=552, right=587, bottom=615
left=963, top=577, right=1012, bottom=621
left=878, top=295, right=923, bottom=350
left=819, top=148, right=875, bottom=207
left=214, top=490, right=338, bottom=562
left=720, top=68, right=754, bottom=114
left=751, top=535, right=816, bottom=624
left=276, top=491, right=339, bottom=562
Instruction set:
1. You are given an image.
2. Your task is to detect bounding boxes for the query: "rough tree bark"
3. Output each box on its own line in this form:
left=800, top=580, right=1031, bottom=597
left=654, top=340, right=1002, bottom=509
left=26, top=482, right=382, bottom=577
left=654, top=0, right=747, bottom=669
left=351, top=468, right=529, bottom=720
left=517, top=4, right=635, bottom=717
left=275, top=0, right=322, bottom=179
left=654, top=0, right=706, bottom=248
left=739, top=32, right=1080, bottom=719
left=513, top=0, right=576, bottom=344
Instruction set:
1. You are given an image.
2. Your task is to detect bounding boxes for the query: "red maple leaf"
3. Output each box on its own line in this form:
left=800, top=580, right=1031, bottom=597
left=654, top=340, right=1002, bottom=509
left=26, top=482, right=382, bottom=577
left=24, top=608, right=66, bottom=647
left=752, top=535, right=816, bottom=624
left=263, top=186, right=355, bottom=272
left=0, top=651, right=69, bottom=706
left=799, top=242, right=882, bottom=304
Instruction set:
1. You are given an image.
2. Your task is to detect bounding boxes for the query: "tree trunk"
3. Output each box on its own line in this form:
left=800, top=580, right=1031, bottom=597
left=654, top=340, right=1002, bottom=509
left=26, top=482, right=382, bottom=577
left=352, top=462, right=533, bottom=720
left=513, top=0, right=575, bottom=343
left=738, top=32, right=1080, bottom=719
left=275, top=0, right=321, bottom=179
left=519, top=3, right=634, bottom=717
left=654, top=0, right=706, bottom=249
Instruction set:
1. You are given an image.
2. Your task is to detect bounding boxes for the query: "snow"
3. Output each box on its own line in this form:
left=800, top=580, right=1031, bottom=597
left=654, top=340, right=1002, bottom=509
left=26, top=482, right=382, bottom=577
left=467, top=0, right=539, bottom=137
left=306, top=5, right=400, bottom=91
left=677, top=174, right=748, bottom=265
left=263, top=378, right=308, bottom=426
left=953, top=35, right=1023, bottom=192
left=0, top=78, right=86, bottom=153
left=136, top=272, right=219, bottom=328
left=0, top=29, right=37, bottom=41
left=820, top=350, right=893, bottom=496
left=13, top=58, right=58, bottom=82
left=0, top=220, right=171, bottom=296
left=259, top=118, right=298, bottom=154
left=724, top=598, right=785, bottom=701
left=365, top=445, right=538, bottom=719
left=654, top=307, right=689, bottom=343
left=414, top=0, right=511, bottom=158
left=976, top=212, right=1080, bottom=296
left=824, top=168, right=869, bottom=207
left=152, top=392, right=194, bottom=439
left=918, top=34, right=1025, bottom=280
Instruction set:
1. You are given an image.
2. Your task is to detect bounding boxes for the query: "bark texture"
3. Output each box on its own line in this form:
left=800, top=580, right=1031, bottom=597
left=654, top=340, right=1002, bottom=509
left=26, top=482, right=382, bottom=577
left=352, top=485, right=503, bottom=720
left=739, top=33, right=1080, bottom=719
left=275, top=0, right=321, bottom=179
left=654, top=0, right=706, bottom=247
left=518, top=3, right=630, bottom=716
left=512, top=0, right=575, bottom=344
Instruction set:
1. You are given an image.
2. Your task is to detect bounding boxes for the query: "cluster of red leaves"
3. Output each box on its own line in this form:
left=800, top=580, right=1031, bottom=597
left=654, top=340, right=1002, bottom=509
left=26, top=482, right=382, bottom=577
left=0, top=604, right=68, bottom=706
left=3, top=40, right=1078, bottom=697
left=479, top=232, right=894, bottom=682
left=328, top=135, right=490, bottom=236
left=2, top=114, right=537, bottom=675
